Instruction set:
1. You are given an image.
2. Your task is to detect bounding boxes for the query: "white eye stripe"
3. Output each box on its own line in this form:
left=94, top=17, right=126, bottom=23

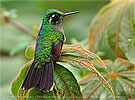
left=52, top=14, right=55, bottom=17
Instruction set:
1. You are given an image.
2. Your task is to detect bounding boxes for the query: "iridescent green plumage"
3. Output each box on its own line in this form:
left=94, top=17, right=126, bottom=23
left=35, top=9, right=64, bottom=67
left=35, top=24, right=64, bottom=66
left=22, top=9, right=79, bottom=92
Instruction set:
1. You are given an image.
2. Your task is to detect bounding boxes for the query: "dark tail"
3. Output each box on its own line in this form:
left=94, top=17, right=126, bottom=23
left=21, top=58, right=54, bottom=91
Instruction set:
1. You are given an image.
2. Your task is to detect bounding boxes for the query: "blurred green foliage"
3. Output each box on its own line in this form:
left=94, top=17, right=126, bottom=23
left=88, top=0, right=135, bottom=63
left=1, top=1, right=109, bottom=100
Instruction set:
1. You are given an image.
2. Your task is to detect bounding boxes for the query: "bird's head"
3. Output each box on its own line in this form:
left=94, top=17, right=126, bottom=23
left=43, top=9, right=79, bottom=26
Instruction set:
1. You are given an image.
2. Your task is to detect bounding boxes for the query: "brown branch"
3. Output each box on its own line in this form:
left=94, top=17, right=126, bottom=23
left=1, top=11, right=31, bottom=34
left=9, top=20, right=31, bottom=34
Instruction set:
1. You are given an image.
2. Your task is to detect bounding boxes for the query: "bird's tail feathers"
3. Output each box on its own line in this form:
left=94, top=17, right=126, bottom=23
left=21, top=58, right=54, bottom=91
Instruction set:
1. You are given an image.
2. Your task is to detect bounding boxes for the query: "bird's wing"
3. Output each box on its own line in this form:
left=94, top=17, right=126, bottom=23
left=51, top=39, right=64, bottom=61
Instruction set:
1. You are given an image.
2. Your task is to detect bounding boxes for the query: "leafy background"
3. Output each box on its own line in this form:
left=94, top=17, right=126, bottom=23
left=1, top=1, right=109, bottom=99
left=1, top=0, right=135, bottom=100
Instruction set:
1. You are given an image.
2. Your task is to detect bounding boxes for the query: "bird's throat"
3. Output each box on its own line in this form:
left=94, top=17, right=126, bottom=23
left=56, top=24, right=64, bottom=34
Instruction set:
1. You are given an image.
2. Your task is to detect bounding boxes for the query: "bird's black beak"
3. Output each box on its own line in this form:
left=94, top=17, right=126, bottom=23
left=64, top=11, right=79, bottom=16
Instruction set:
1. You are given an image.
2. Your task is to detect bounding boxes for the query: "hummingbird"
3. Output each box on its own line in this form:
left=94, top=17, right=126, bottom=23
left=21, top=9, right=79, bottom=92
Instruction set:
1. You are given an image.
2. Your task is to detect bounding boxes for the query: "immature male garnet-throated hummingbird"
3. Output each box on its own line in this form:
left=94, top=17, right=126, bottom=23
left=22, top=9, right=79, bottom=91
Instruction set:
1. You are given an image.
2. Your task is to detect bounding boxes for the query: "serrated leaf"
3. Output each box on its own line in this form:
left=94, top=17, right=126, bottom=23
left=79, top=58, right=135, bottom=100
left=88, top=0, right=135, bottom=63
left=59, top=44, right=115, bottom=99
left=24, top=44, right=114, bottom=99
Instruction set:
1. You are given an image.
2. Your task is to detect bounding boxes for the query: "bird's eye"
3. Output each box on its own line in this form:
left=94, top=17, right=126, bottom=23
left=49, top=13, right=60, bottom=25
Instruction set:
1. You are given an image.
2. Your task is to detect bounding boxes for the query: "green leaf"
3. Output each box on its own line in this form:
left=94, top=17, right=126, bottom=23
left=28, top=88, right=58, bottom=100
left=79, top=58, right=135, bottom=100
left=11, top=60, right=57, bottom=100
left=11, top=60, right=83, bottom=99
left=12, top=44, right=114, bottom=99
left=54, top=64, right=83, bottom=100
left=25, top=45, right=35, bottom=59
left=28, top=64, right=83, bottom=100
left=11, top=60, right=32, bottom=99
left=59, top=44, right=115, bottom=99
left=88, top=0, right=135, bottom=62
